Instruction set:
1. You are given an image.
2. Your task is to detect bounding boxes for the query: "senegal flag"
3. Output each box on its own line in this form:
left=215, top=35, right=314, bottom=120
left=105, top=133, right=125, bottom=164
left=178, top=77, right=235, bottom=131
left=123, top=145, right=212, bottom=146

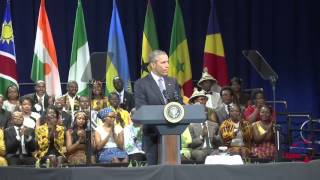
left=168, top=0, right=193, bottom=97
left=141, top=0, right=159, bottom=78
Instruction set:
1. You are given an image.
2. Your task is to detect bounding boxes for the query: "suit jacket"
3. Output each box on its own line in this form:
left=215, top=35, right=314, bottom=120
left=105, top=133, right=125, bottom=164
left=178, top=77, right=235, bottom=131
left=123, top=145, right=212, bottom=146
left=24, top=93, right=49, bottom=113
left=0, top=109, right=11, bottom=128
left=214, top=104, right=230, bottom=125
left=189, top=121, right=219, bottom=150
left=120, top=90, right=135, bottom=112
left=4, top=126, right=36, bottom=157
left=134, top=74, right=183, bottom=109
left=134, top=74, right=183, bottom=135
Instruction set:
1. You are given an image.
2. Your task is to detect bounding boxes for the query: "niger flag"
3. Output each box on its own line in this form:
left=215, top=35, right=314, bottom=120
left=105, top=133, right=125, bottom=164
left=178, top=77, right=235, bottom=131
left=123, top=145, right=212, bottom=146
left=203, top=0, right=229, bottom=86
left=168, top=0, right=193, bottom=97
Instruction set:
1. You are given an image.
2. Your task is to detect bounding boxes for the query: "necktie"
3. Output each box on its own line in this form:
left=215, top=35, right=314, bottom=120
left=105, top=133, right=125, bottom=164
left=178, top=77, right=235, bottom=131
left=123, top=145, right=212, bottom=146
left=17, top=127, right=23, bottom=159
left=227, top=104, right=231, bottom=116
left=39, top=97, right=43, bottom=109
left=158, top=78, right=167, bottom=103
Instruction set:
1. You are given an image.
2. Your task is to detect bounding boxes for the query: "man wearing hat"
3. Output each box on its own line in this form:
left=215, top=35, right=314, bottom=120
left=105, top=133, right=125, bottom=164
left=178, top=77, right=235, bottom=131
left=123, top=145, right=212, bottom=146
left=188, top=89, right=220, bottom=162
left=198, top=68, right=222, bottom=110
left=134, top=50, right=183, bottom=165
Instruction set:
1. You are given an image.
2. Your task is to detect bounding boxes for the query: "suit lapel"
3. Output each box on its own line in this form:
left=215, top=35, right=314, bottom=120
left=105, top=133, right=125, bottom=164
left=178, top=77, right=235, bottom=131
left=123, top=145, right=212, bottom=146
left=147, top=74, right=165, bottom=104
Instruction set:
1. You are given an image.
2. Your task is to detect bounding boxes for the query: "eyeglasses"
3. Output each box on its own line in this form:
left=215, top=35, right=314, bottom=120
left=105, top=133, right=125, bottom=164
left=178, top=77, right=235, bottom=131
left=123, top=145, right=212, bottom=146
left=107, top=116, right=116, bottom=119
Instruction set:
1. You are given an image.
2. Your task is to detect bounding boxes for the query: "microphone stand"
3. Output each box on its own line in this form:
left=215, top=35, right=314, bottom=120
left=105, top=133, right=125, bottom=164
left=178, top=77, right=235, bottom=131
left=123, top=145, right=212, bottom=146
left=270, top=76, right=281, bottom=162
left=86, top=80, right=93, bottom=166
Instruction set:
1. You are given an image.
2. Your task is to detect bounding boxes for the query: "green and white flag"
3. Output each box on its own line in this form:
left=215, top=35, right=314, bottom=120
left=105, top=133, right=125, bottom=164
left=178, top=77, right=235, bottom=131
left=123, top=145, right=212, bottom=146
left=68, top=0, right=91, bottom=96
left=31, top=0, right=61, bottom=96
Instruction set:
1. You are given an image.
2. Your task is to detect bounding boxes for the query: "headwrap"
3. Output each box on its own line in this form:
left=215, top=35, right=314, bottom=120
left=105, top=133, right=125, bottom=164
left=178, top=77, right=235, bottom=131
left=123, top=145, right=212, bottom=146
left=98, top=107, right=114, bottom=119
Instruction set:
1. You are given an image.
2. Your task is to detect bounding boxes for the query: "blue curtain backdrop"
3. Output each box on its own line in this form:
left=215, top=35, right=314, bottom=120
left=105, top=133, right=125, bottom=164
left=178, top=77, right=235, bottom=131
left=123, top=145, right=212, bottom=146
left=0, top=0, right=319, bottom=118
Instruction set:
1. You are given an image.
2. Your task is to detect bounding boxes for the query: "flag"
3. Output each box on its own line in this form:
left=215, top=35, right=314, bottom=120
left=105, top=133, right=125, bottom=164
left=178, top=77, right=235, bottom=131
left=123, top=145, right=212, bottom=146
left=0, top=0, right=18, bottom=96
left=31, top=0, right=61, bottom=96
left=68, top=0, right=91, bottom=96
left=141, top=0, right=159, bottom=78
left=203, top=0, right=229, bottom=86
left=168, top=0, right=193, bottom=97
left=105, top=0, right=131, bottom=95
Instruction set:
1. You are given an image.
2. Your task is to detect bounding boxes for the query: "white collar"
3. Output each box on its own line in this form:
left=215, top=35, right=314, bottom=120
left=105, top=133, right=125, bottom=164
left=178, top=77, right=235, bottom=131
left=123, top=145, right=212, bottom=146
left=151, top=71, right=164, bottom=83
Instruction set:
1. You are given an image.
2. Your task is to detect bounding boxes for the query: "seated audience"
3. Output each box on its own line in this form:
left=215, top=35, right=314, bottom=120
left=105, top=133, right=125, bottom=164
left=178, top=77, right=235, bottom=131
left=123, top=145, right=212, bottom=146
left=244, top=90, right=271, bottom=123
left=66, top=111, right=89, bottom=165
left=0, top=95, right=11, bottom=128
left=23, top=80, right=49, bottom=114
left=91, top=80, right=108, bottom=112
left=113, top=76, right=135, bottom=112
left=197, top=68, right=222, bottom=110
left=251, top=105, right=275, bottom=159
left=108, top=92, right=132, bottom=128
left=5, top=111, right=36, bottom=165
left=0, top=128, right=7, bottom=166
left=20, top=96, right=41, bottom=129
left=54, top=96, right=72, bottom=130
left=188, top=89, right=219, bottom=162
left=3, top=84, right=20, bottom=112
left=180, top=126, right=192, bottom=161
left=219, top=104, right=252, bottom=158
left=213, top=86, right=235, bottom=125
left=34, top=106, right=65, bottom=164
left=123, top=119, right=145, bottom=165
left=63, top=81, right=80, bottom=116
left=230, top=77, right=250, bottom=108
left=95, top=107, right=128, bottom=163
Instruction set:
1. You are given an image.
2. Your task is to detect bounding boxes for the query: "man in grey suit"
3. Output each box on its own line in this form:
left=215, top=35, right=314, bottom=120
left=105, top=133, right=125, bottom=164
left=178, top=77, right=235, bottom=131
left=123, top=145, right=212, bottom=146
left=213, top=86, right=235, bottom=125
left=134, top=50, right=183, bottom=165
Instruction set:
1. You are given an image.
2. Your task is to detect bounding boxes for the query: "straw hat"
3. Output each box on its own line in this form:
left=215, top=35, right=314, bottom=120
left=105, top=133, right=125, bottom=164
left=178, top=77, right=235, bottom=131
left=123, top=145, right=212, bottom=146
left=197, top=67, right=217, bottom=87
left=189, top=88, right=207, bottom=104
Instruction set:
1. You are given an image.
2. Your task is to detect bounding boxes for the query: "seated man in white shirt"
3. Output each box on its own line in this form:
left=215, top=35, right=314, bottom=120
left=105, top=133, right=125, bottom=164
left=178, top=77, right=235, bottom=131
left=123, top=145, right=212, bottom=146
left=4, top=111, right=36, bottom=165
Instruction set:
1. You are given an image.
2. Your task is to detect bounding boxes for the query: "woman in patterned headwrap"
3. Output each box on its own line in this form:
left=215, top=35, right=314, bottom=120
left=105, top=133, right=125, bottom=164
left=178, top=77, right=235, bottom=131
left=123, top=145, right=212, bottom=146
left=95, top=107, right=128, bottom=163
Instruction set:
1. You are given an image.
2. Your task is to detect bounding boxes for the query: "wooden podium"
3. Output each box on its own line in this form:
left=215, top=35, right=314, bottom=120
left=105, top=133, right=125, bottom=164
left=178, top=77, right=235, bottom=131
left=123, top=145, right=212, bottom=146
left=132, top=105, right=206, bottom=165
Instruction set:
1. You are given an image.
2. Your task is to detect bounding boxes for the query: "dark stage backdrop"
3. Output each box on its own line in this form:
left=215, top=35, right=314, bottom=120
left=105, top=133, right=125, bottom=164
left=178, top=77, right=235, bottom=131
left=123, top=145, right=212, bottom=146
left=1, top=0, right=320, bottom=117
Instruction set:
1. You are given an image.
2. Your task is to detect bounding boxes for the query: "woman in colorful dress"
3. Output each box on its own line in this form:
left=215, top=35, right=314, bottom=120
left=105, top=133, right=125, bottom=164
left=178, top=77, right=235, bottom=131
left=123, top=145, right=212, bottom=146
left=95, top=107, right=128, bottom=163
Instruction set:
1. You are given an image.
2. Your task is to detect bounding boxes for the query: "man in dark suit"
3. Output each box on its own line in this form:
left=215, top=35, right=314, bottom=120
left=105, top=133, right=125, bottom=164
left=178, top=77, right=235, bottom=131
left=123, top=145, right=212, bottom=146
left=5, top=111, right=36, bottom=165
left=113, top=76, right=135, bottom=112
left=134, top=50, right=183, bottom=165
left=24, top=80, right=49, bottom=114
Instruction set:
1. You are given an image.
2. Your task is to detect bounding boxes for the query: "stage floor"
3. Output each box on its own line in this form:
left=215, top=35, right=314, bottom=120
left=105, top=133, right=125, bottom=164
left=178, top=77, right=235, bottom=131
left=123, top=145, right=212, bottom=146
left=1, top=160, right=320, bottom=180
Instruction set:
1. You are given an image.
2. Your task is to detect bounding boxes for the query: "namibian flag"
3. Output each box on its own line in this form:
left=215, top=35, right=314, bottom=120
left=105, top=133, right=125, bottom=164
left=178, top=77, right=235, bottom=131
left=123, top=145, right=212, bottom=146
left=203, top=0, right=229, bottom=86
left=0, top=0, right=18, bottom=96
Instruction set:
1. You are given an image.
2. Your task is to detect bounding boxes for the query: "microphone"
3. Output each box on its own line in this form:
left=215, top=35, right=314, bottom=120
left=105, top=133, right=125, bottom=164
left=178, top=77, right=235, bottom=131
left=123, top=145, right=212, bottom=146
left=173, top=91, right=179, bottom=102
left=162, top=90, right=170, bottom=103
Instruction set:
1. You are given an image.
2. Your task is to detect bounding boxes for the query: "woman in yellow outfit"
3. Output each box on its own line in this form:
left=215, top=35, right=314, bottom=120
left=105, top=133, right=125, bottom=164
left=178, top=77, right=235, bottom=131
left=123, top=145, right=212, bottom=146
left=0, top=128, right=8, bottom=166
left=35, top=106, right=65, bottom=163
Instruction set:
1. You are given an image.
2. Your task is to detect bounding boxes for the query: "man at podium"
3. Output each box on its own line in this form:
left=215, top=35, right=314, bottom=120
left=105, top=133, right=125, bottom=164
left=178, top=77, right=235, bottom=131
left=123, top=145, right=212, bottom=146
left=134, top=50, right=183, bottom=165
